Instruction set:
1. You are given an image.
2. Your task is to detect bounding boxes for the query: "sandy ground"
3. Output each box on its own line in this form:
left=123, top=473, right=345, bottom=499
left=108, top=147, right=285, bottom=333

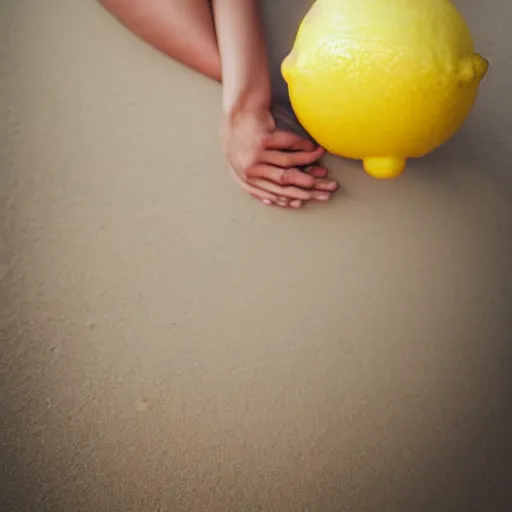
left=1, top=1, right=511, bottom=510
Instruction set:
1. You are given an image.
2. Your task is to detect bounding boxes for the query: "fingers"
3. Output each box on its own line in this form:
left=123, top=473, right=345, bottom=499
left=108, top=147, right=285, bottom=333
left=275, top=197, right=290, bottom=207
left=231, top=163, right=305, bottom=208
left=248, top=164, right=338, bottom=193
left=314, top=179, right=339, bottom=192
left=273, top=197, right=304, bottom=209
left=304, top=165, right=328, bottom=178
left=264, top=130, right=318, bottom=152
left=250, top=179, right=310, bottom=200
left=247, top=165, right=316, bottom=189
left=230, top=166, right=309, bottom=208
left=303, top=166, right=339, bottom=191
left=245, top=164, right=337, bottom=201
left=250, top=178, right=332, bottom=202
left=230, top=157, right=336, bottom=209
left=243, top=181, right=280, bottom=203
left=229, top=165, right=279, bottom=204
left=260, top=197, right=303, bottom=209
left=263, top=146, right=325, bottom=168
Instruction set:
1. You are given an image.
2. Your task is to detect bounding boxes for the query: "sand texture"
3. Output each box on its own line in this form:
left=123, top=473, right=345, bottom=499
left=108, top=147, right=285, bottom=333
left=1, top=0, right=511, bottom=510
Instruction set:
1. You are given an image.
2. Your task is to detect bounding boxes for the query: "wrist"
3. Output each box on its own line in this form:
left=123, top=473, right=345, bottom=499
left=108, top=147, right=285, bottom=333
left=222, top=81, right=272, bottom=116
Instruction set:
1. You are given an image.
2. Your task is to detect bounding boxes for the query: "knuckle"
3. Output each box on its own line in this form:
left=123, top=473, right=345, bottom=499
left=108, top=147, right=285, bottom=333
left=257, top=133, right=269, bottom=150
left=277, top=169, right=288, bottom=185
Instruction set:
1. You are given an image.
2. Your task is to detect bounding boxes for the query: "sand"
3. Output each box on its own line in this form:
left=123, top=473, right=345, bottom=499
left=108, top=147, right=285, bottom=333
left=1, top=0, right=511, bottom=510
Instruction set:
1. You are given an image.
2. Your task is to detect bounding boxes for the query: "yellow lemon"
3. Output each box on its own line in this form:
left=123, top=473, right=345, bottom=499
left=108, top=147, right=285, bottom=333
left=281, top=0, right=489, bottom=179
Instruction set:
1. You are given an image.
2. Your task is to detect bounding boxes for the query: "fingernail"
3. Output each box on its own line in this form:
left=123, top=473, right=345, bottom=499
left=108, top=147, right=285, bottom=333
left=316, top=193, right=331, bottom=201
left=262, top=199, right=273, bottom=205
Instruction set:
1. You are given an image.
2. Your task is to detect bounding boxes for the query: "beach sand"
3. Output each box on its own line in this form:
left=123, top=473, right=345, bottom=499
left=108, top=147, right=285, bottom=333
left=1, top=0, right=511, bottom=510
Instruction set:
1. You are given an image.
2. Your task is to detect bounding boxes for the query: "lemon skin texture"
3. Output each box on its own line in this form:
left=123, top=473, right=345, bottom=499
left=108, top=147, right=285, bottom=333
left=282, top=0, right=489, bottom=179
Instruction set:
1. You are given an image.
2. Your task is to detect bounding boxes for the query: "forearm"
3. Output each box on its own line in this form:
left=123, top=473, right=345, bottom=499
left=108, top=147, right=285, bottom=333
left=212, top=0, right=272, bottom=113
left=99, top=0, right=221, bottom=81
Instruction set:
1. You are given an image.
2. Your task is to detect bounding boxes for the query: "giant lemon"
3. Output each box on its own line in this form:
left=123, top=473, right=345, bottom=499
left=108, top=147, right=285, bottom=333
left=281, top=0, right=489, bottom=179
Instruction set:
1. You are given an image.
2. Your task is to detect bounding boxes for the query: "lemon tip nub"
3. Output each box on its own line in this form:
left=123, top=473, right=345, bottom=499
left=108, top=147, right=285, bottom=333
left=363, top=157, right=406, bottom=179
left=458, top=54, right=489, bottom=85
left=473, top=54, right=489, bottom=83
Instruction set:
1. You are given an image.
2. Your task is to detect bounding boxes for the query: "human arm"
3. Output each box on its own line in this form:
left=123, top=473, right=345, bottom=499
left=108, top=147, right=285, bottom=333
left=98, top=0, right=338, bottom=206
left=98, top=0, right=222, bottom=81
left=212, top=0, right=336, bottom=205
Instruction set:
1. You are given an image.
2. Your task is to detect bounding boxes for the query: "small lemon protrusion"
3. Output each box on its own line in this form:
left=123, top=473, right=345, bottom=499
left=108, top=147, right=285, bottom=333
left=363, top=157, right=407, bottom=179
left=458, top=53, right=489, bottom=85
left=282, top=0, right=489, bottom=180
left=473, top=54, right=490, bottom=83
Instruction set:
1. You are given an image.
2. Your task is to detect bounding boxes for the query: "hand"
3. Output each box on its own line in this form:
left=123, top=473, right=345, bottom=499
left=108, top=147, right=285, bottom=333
left=220, top=106, right=338, bottom=208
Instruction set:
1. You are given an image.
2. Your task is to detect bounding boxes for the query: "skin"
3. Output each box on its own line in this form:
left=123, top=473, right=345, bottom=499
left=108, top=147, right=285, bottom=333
left=98, top=0, right=339, bottom=208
